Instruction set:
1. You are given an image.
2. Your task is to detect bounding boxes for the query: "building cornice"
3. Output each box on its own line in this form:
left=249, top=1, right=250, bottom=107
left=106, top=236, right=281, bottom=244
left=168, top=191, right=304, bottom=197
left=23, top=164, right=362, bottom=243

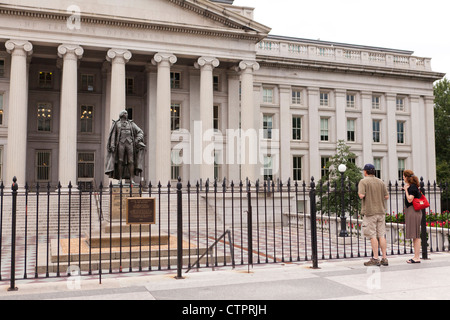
left=258, top=55, right=445, bottom=82
left=0, top=3, right=268, bottom=42
left=168, top=0, right=271, bottom=35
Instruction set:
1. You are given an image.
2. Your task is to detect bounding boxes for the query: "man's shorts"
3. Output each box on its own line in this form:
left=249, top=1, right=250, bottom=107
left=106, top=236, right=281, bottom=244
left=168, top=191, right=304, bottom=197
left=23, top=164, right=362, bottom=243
left=362, top=214, right=386, bottom=239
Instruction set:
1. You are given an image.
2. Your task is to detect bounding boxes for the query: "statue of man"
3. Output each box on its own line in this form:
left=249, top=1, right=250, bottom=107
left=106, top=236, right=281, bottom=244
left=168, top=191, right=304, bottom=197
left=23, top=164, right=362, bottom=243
left=105, top=110, right=145, bottom=182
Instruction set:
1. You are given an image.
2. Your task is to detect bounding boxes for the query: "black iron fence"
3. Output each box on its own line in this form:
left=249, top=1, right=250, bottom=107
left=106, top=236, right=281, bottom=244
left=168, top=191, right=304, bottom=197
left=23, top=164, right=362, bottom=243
left=1, top=176, right=449, bottom=289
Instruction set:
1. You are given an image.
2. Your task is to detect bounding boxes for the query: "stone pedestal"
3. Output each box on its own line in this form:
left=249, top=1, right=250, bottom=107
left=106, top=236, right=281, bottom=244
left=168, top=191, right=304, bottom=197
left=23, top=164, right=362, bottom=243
left=109, top=185, right=141, bottom=221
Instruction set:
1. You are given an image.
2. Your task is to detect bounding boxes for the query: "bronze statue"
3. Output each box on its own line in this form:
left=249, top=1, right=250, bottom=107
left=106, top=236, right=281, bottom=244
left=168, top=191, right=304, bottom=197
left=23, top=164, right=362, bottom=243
left=105, top=110, right=145, bottom=182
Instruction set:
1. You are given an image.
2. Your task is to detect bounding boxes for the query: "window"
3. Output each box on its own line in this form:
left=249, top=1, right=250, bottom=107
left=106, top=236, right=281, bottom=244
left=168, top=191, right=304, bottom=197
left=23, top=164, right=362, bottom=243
left=214, top=150, right=222, bottom=181
left=372, top=120, right=381, bottom=143
left=170, top=103, right=180, bottom=131
left=320, top=92, right=329, bottom=106
left=39, top=71, right=53, bottom=88
left=80, top=105, right=94, bottom=133
left=36, top=150, right=51, bottom=182
left=213, top=105, right=219, bottom=131
left=347, top=119, right=355, bottom=142
left=321, top=157, right=329, bottom=178
left=213, top=75, right=219, bottom=91
left=126, top=77, right=134, bottom=95
left=374, top=158, right=381, bottom=179
left=372, top=96, right=380, bottom=110
left=396, top=97, right=405, bottom=111
left=292, top=116, right=302, bottom=140
left=293, top=156, right=302, bottom=181
left=0, top=59, right=4, bottom=77
left=77, top=152, right=95, bottom=181
left=263, top=115, right=273, bottom=139
left=346, top=94, right=355, bottom=108
left=171, top=149, right=182, bottom=180
left=37, top=103, right=52, bottom=132
left=397, top=121, right=405, bottom=144
left=263, top=88, right=273, bottom=103
left=398, top=158, right=405, bottom=181
left=126, top=107, right=133, bottom=120
left=170, top=72, right=181, bottom=89
left=320, top=118, right=329, bottom=141
left=263, top=155, right=273, bottom=181
left=292, top=89, right=302, bottom=104
left=81, top=74, right=95, bottom=92
left=0, top=94, right=3, bottom=125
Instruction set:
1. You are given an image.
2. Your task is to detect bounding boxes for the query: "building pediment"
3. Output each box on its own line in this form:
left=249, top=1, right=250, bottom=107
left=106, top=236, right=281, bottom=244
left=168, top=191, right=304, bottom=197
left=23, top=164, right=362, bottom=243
left=0, top=0, right=270, bottom=42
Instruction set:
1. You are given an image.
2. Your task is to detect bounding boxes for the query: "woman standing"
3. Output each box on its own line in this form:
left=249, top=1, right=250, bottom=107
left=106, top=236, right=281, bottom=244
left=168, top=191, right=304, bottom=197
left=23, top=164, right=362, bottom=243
left=403, top=170, right=422, bottom=263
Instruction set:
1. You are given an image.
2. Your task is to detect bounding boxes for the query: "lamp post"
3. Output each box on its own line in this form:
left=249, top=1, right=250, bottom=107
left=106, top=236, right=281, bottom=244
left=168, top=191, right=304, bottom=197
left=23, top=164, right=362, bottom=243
left=338, top=164, right=349, bottom=237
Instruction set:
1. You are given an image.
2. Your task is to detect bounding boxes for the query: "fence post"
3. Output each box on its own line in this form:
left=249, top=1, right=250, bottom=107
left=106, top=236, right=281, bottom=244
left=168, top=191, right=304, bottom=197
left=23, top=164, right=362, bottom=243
left=247, top=180, right=253, bottom=270
left=309, top=177, right=319, bottom=269
left=8, top=177, right=18, bottom=291
left=420, top=177, right=428, bottom=260
left=176, top=177, right=184, bottom=279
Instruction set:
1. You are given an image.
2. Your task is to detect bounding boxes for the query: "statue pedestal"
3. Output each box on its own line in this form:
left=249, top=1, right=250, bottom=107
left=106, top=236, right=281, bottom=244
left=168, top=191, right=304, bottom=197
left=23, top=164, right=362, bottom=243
left=109, top=184, right=141, bottom=220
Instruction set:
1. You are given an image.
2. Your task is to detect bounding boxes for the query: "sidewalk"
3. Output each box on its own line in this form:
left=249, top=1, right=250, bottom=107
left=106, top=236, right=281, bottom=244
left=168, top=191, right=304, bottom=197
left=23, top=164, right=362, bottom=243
left=1, top=252, right=449, bottom=301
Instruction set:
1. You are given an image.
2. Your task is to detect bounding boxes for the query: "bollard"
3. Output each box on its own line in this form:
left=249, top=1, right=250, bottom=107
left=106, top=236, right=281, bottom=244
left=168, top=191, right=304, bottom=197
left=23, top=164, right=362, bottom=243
left=309, top=177, right=319, bottom=269
left=8, top=177, right=18, bottom=291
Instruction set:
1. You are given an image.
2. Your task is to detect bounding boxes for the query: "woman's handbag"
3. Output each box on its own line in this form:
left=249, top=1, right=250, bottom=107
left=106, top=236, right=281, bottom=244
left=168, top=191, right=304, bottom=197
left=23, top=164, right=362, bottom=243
left=413, top=193, right=430, bottom=211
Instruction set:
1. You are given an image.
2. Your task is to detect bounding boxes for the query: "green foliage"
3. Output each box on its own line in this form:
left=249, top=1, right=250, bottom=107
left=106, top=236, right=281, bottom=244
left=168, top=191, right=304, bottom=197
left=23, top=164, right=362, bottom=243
left=434, top=77, right=450, bottom=183
left=316, top=140, right=363, bottom=216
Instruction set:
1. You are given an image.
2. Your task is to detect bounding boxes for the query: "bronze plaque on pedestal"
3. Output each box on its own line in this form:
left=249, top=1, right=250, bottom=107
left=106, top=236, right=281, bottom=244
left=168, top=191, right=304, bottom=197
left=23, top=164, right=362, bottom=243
left=126, top=197, right=156, bottom=225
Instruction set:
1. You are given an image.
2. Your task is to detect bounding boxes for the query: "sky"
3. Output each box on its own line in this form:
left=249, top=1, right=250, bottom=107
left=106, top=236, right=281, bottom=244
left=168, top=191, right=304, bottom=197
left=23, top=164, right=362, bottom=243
left=233, top=0, right=449, bottom=80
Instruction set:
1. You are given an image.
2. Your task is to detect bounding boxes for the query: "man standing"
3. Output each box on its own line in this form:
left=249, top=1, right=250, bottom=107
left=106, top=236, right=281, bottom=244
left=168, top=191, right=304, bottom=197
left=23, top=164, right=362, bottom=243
left=358, top=164, right=389, bottom=266
left=105, top=110, right=145, bottom=183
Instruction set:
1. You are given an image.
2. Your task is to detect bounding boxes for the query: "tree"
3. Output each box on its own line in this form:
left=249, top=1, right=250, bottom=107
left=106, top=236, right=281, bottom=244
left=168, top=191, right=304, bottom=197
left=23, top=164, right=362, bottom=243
left=434, top=77, right=450, bottom=183
left=434, top=78, right=450, bottom=210
left=316, top=140, right=363, bottom=216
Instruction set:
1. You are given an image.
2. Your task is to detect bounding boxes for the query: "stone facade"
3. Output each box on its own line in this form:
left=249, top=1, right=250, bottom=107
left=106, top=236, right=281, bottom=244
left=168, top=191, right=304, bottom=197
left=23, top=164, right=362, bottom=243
left=0, top=0, right=444, bottom=187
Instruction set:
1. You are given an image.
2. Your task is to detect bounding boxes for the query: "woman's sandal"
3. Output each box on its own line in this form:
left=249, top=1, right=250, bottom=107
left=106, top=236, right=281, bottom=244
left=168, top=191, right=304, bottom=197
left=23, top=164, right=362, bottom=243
left=407, top=259, right=421, bottom=264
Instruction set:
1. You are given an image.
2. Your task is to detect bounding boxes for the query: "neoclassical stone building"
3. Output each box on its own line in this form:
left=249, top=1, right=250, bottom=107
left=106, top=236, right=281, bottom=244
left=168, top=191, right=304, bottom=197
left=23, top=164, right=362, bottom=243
left=0, top=0, right=444, bottom=188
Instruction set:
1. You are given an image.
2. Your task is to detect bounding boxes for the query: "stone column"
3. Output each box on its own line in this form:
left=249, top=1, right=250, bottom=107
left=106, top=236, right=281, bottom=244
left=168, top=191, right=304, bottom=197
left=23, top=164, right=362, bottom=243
left=409, top=95, right=422, bottom=173
left=101, top=61, right=112, bottom=186
left=335, top=89, right=346, bottom=141
left=57, top=44, right=83, bottom=187
left=145, top=64, right=157, bottom=184
left=279, top=85, right=291, bottom=182
left=151, top=53, right=177, bottom=183
left=239, top=60, right=259, bottom=183
left=361, top=91, right=373, bottom=166
left=106, top=49, right=132, bottom=122
left=5, top=40, right=33, bottom=184
left=386, top=93, right=398, bottom=181
left=195, top=56, right=219, bottom=181
left=226, top=72, right=241, bottom=182
left=307, top=87, right=320, bottom=180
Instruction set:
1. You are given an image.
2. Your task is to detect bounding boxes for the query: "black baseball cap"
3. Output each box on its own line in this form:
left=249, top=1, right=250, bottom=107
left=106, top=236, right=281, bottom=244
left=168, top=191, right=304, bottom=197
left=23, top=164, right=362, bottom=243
left=363, top=164, right=375, bottom=171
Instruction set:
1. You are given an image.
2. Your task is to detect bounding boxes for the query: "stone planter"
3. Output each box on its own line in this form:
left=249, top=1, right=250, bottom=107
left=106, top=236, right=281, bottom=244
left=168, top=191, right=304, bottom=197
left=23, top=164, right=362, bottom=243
left=283, top=213, right=450, bottom=251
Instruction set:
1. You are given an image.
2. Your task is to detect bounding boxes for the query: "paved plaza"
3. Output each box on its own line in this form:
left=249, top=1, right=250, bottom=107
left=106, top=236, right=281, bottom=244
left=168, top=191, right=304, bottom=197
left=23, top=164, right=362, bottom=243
left=1, top=252, right=449, bottom=303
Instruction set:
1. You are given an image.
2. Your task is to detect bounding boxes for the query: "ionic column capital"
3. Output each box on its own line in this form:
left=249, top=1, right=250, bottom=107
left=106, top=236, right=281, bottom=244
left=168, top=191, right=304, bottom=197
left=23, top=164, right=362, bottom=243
left=106, top=48, right=132, bottom=64
left=151, top=53, right=177, bottom=66
left=57, top=44, right=84, bottom=60
left=238, top=60, right=260, bottom=72
left=194, top=56, right=219, bottom=70
left=5, top=40, right=33, bottom=56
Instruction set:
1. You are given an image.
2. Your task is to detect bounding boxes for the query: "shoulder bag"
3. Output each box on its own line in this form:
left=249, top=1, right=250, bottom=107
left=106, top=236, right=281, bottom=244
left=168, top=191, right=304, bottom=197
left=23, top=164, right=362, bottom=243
left=412, top=193, right=430, bottom=211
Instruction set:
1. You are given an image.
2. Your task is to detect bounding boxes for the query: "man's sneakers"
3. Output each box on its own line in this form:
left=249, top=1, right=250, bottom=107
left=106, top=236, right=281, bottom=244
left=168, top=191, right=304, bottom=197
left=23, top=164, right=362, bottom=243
left=364, top=258, right=389, bottom=267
